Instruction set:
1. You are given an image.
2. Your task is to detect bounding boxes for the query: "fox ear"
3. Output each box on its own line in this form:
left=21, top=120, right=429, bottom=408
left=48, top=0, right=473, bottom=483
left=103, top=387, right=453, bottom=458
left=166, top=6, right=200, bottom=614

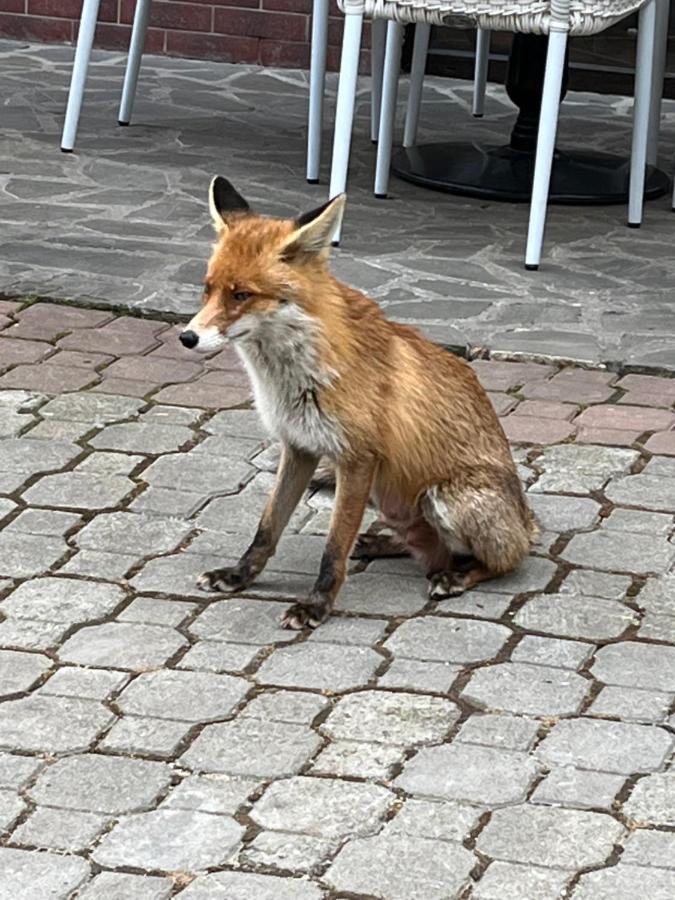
left=280, top=194, right=346, bottom=261
left=209, top=176, right=250, bottom=230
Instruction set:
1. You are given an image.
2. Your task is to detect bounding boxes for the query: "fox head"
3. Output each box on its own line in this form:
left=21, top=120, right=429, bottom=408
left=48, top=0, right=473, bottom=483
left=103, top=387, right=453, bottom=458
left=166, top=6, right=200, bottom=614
left=180, top=177, right=346, bottom=353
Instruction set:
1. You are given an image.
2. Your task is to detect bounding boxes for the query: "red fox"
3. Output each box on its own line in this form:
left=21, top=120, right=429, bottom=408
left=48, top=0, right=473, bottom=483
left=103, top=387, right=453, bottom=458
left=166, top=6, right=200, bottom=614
left=180, top=177, right=537, bottom=629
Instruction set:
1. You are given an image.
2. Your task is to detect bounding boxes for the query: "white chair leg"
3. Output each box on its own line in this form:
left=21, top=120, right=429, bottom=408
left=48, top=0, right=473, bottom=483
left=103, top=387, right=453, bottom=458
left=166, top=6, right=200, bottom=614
left=118, top=0, right=152, bottom=126
left=329, top=12, right=364, bottom=243
left=646, top=0, right=669, bottom=165
left=524, top=29, right=568, bottom=270
left=472, top=29, right=491, bottom=117
left=370, top=17, right=386, bottom=142
left=60, top=0, right=102, bottom=151
left=307, top=0, right=329, bottom=182
left=403, top=23, right=430, bottom=148
left=628, top=0, right=657, bottom=227
left=374, top=22, right=404, bottom=198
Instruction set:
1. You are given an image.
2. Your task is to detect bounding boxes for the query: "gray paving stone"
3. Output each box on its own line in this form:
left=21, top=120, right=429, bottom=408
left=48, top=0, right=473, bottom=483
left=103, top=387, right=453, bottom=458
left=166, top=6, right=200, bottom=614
left=176, top=640, right=261, bottom=673
left=378, top=658, right=461, bottom=692
left=476, top=804, right=625, bottom=867
left=387, top=797, right=482, bottom=841
left=320, top=690, right=459, bottom=746
left=639, top=611, right=675, bottom=641
left=0, top=532, right=67, bottom=578
left=5, top=508, right=81, bottom=536
left=0, top=753, right=43, bottom=789
left=91, top=422, right=194, bottom=454
left=117, top=596, right=197, bottom=626
left=12, top=807, right=107, bottom=851
left=190, top=598, right=295, bottom=645
left=26, top=419, right=92, bottom=442
left=0, top=618, right=67, bottom=651
left=483, top=556, right=557, bottom=594
left=203, top=409, right=268, bottom=439
left=606, top=473, right=675, bottom=512
left=531, top=445, right=638, bottom=494
left=624, top=773, right=675, bottom=825
left=511, top=635, right=593, bottom=669
left=462, top=662, right=589, bottom=715
left=385, top=617, right=510, bottom=664
left=163, top=774, right=260, bottom=815
left=310, top=740, right=404, bottom=779
left=241, top=689, right=329, bottom=725
left=0, top=498, right=16, bottom=521
left=455, top=714, right=541, bottom=751
left=1, top=576, right=124, bottom=623
left=116, top=669, right=249, bottom=722
left=76, top=510, right=191, bottom=554
left=0, top=649, right=51, bottom=696
left=41, top=666, right=128, bottom=700
left=636, top=574, right=675, bottom=615
left=602, top=508, right=675, bottom=534
left=572, top=865, right=675, bottom=900
left=130, top=485, right=207, bottom=517
left=0, top=437, right=81, bottom=477
left=92, top=807, right=243, bottom=871
left=76, top=872, right=173, bottom=900
left=184, top=530, right=250, bottom=559
left=250, top=776, right=392, bottom=840
left=0, top=695, right=113, bottom=753
left=473, top=862, right=572, bottom=900
left=335, top=572, right=427, bottom=616
left=131, top=552, right=240, bottom=598
left=59, top=621, right=186, bottom=669
left=528, top=493, right=601, bottom=532
left=560, top=569, right=631, bottom=599
left=514, top=592, right=638, bottom=640
left=589, top=685, right=672, bottom=723
left=100, top=715, right=189, bottom=759
left=181, top=717, right=320, bottom=777
left=0, top=789, right=25, bottom=831
left=531, top=766, right=626, bottom=811
left=592, top=643, right=675, bottom=691
left=76, top=450, right=144, bottom=476
left=307, top=616, right=388, bottom=646
left=179, top=871, right=323, bottom=900
left=562, top=530, right=675, bottom=574
left=397, top=743, right=541, bottom=806
left=196, top=489, right=268, bottom=535
left=142, top=404, right=203, bottom=427
left=0, top=848, right=90, bottom=900
left=622, top=829, right=675, bottom=868
left=436, top=589, right=512, bottom=619
left=256, top=643, right=382, bottom=690
left=23, top=472, right=134, bottom=509
left=325, top=831, right=474, bottom=900
left=143, top=452, right=253, bottom=496
left=39, top=392, right=144, bottom=424
left=60, top=549, right=138, bottom=580
left=241, top=831, right=336, bottom=873
left=30, top=754, right=171, bottom=814
left=192, top=434, right=263, bottom=461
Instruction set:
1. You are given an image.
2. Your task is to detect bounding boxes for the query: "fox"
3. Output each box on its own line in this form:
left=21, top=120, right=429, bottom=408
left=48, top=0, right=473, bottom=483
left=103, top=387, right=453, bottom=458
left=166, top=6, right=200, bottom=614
left=179, top=176, right=537, bottom=629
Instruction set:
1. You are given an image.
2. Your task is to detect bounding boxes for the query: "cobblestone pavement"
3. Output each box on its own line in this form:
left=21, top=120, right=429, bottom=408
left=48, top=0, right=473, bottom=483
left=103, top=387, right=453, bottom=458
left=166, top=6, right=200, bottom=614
left=2, top=38, right=675, bottom=371
left=0, top=298, right=674, bottom=898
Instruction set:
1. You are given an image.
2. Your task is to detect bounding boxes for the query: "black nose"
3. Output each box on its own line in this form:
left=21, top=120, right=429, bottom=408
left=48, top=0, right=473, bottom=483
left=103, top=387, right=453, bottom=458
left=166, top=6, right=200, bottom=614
left=180, top=330, right=198, bottom=349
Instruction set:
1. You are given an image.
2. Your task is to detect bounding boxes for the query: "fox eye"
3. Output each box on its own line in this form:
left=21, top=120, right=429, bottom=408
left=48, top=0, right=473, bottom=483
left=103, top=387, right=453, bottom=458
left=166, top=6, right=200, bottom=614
left=232, top=290, right=251, bottom=303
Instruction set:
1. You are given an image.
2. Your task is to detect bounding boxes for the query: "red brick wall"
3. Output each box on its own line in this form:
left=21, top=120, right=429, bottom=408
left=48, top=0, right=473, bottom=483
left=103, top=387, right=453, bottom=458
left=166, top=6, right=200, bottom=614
left=0, top=0, right=370, bottom=71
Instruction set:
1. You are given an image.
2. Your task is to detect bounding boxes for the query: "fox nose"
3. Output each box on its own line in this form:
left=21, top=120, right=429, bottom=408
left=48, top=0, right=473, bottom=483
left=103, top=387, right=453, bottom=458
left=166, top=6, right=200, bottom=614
left=179, top=330, right=198, bottom=349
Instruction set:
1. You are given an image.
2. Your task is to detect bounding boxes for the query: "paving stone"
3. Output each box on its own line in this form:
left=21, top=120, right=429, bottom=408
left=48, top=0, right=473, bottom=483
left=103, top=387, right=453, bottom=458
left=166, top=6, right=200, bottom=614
left=104, top=355, right=203, bottom=384
left=307, top=616, right=388, bottom=646
left=0, top=789, right=25, bottom=831
left=335, top=572, right=427, bottom=615
left=25, top=418, right=93, bottom=441
left=645, top=432, right=675, bottom=455
left=10, top=303, right=110, bottom=340
left=131, top=552, right=240, bottom=597
left=473, top=862, right=572, bottom=900
left=512, top=635, right=593, bottom=669
left=93, top=807, right=243, bottom=871
left=311, top=739, right=404, bottom=778
left=472, top=360, right=554, bottom=391
left=562, top=530, right=675, bottom=574
left=39, top=392, right=144, bottom=424
left=143, top=450, right=253, bottom=496
left=385, top=617, right=510, bottom=664
left=180, top=871, right=323, bottom=900
left=621, top=829, right=675, bottom=868
left=0, top=695, right=113, bottom=753
left=60, top=549, right=138, bottom=580
left=0, top=649, right=51, bottom=696
left=0, top=532, right=67, bottom=578
left=1, top=576, right=124, bottom=624
left=522, top=374, right=614, bottom=404
left=250, top=776, right=392, bottom=840
left=76, top=450, right=144, bottom=476
left=0, top=618, right=68, bottom=651
left=141, top=404, right=203, bottom=426
left=576, top=425, right=641, bottom=446
left=5, top=509, right=81, bottom=537
left=100, top=715, right=189, bottom=758
left=378, top=658, right=461, bottom=692
left=624, top=773, right=675, bottom=825
left=335, top=831, right=476, bottom=899
left=177, top=640, right=261, bottom=673
left=531, top=445, right=638, bottom=494
left=638, top=611, right=675, bottom=641
left=23, top=472, right=134, bottom=509
left=76, top=872, right=173, bottom=900
left=436, top=589, right=512, bottom=619
left=41, top=666, right=127, bottom=700
left=163, top=774, right=260, bottom=815
left=592, top=643, right=675, bottom=691
left=560, top=569, right=631, bottom=599
left=75, top=510, right=191, bottom=554
left=256, top=643, right=382, bottom=691
left=537, top=718, right=672, bottom=774
left=241, top=689, right=329, bottom=725
left=455, top=714, right=541, bottom=751
left=484, top=556, right=558, bottom=594
left=59, top=622, right=187, bottom=669
left=636, top=574, right=675, bottom=615
left=117, top=596, right=196, bottom=626
left=514, top=592, right=638, bottom=640
left=602, top=508, right=674, bottom=534
left=241, top=831, right=336, bottom=872
left=502, top=415, right=576, bottom=444
left=12, top=807, right=107, bottom=851
left=476, top=804, right=624, bottom=867
left=153, top=381, right=250, bottom=408
left=572, top=865, right=675, bottom=900
left=462, top=662, right=588, bottom=715
left=181, top=717, right=320, bottom=777
left=0, top=362, right=98, bottom=393
left=117, top=669, right=249, bottom=722
left=190, top=598, right=291, bottom=645
left=387, top=797, right=482, bottom=843
left=30, top=754, right=171, bottom=814
left=321, top=690, right=459, bottom=746
left=0, top=847, right=90, bottom=900
left=397, top=742, right=541, bottom=805
left=527, top=493, right=601, bottom=532
left=203, top=408, right=267, bottom=438
left=532, top=766, right=626, bottom=812
left=130, top=485, right=206, bottom=516
left=606, top=472, right=675, bottom=512
left=91, top=422, right=194, bottom=454
left=0, top=754, right=43, bottom=789
left=589, top=685, right=673, bottom=723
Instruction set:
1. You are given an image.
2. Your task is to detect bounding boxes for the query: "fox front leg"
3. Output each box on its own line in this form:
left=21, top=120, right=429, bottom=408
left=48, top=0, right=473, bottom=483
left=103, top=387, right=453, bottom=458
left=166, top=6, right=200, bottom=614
left=198, top=445, right=318, bottom=594
left=282, top=457, right=375, bottom=629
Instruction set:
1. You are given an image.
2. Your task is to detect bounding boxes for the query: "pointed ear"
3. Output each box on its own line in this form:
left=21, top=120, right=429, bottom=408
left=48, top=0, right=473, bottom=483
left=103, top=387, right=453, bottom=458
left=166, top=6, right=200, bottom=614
left=208, top=176, right=250, bottom=230
left=280, top=194, right=346, bottom=261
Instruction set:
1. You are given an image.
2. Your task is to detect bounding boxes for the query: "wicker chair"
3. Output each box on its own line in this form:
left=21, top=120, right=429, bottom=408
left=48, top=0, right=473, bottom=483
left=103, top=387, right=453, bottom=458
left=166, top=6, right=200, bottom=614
left=329, top=0, right=661, bottom=268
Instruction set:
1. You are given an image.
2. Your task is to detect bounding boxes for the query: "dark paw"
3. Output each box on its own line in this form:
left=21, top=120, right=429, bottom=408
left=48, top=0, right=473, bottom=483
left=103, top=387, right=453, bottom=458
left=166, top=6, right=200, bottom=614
left=281, top=597, right=331, bottom=630
left=428, top=571, right=466, bottom=600
left=197, top=566, right=251, bottom=594
left=351, top=532, right=407, bottom=560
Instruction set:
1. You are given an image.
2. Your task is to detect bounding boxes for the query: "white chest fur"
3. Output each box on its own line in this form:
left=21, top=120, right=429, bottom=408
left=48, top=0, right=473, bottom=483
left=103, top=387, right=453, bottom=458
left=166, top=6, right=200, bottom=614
left=235, top=306, right=344, bottom=458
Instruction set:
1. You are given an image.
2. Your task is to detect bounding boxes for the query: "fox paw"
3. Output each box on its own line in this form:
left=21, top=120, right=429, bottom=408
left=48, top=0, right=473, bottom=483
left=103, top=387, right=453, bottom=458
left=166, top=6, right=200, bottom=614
left=197, top=566, right=250, bottom=594
left=428, top=571, right=466, bottom=600
left=351, top=532, right=407, bottom=560
left=281, top=598, right=331, bottom=630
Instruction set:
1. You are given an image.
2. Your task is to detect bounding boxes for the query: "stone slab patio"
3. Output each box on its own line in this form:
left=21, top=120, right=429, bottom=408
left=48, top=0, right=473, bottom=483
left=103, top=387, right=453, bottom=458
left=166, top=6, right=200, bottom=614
left=0, top=299, right=674, bottom=897
left=1, top=38, right=675, bottom=372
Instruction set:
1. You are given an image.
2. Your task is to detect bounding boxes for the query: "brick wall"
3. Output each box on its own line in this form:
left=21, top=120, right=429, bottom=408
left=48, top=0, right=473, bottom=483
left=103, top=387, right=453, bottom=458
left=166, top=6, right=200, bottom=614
left=0, top=0, right=371, bottom=71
